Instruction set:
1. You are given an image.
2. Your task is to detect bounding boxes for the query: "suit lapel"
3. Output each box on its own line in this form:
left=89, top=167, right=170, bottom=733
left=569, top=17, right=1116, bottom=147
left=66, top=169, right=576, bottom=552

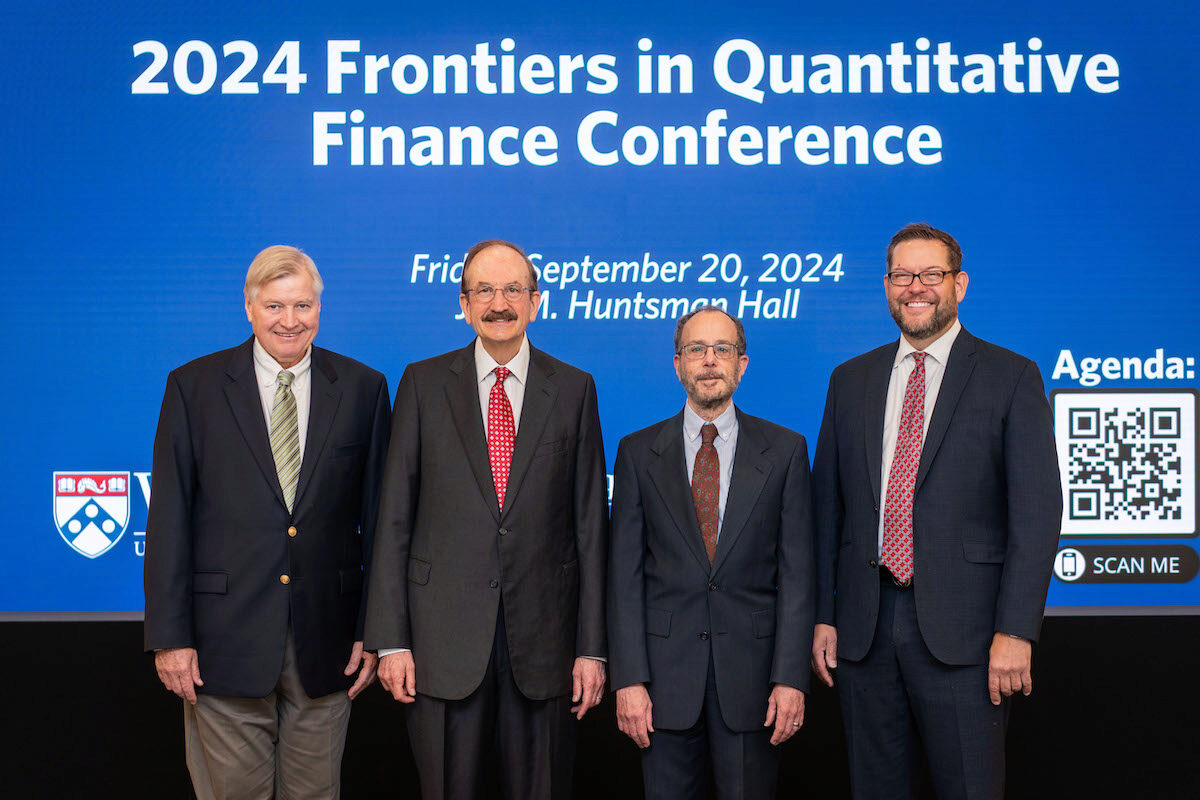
left=710, top=409, right=771, bottom=574
left=646, top=413, right=710, bottom=573
left=293, top=348, right=341, bottom=510
left=222, top=338, right=288, bottom=510
left=916, top=329, right=977, bottom=491
left=445, top=344, right=500, bottom=522
left=501, top=349, right=557, bottom=519
left=865, top=342, right=899, bottom=508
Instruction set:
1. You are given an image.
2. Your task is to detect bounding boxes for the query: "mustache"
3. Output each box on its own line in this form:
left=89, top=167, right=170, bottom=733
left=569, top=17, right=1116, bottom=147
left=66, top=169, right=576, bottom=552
left=482, top=310, right=518, bottom=321
left=695, top=372, right=724, bottom=381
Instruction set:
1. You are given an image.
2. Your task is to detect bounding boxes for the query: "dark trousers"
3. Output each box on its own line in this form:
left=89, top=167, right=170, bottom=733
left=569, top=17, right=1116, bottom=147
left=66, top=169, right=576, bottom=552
left=406, top=609, right=576, bottom=800
left=838, top=582, right=1009, bottom=800
left=640, top=655, right=780, bottom=800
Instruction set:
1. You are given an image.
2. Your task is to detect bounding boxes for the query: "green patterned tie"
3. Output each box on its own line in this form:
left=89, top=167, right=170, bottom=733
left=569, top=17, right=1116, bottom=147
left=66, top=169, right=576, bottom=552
left=269, top=370, right=300, bottom=512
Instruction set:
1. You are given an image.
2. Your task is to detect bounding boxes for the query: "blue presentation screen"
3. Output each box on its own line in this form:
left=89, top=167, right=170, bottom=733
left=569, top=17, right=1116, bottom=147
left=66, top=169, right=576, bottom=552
left=3, top=1, right=1197, bottom=616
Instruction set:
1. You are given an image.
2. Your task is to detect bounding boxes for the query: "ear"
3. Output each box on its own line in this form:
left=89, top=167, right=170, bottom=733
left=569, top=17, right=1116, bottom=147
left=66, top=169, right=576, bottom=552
left=674, top=353, right=683, bottom=382
left=245, top=296, right=253, bottom=323
left=737, top=354, right=749, bottom=379
left=528, top=289, right=542, bottom=321
left=954, top=270, right=969, bottom=301
left=458, top=292, right=470, bottom=323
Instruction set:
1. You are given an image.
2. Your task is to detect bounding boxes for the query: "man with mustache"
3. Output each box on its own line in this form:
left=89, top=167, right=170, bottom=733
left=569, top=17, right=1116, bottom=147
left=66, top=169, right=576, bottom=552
left=811, top=223, right=1061, bottom=799
left=365, top=239, right=608, bottom=799
left=608, top=306, right=814, bottom=800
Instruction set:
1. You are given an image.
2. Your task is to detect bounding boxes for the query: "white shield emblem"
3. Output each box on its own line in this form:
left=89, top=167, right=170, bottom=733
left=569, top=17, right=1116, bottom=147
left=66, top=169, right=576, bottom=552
left=53, top=472, right=131, bottom=558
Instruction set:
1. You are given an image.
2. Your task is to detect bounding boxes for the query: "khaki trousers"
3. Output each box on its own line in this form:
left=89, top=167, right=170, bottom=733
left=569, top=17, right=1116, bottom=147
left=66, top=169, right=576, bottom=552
left=184, top=630, right=352, bottom=800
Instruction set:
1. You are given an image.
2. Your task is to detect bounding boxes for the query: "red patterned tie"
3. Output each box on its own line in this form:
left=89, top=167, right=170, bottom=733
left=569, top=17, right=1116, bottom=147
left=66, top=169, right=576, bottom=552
left=881, top=352, right=926, bottom=584
left=691, top=423, right=720, bottom=564
left=488, top=366, right=515, bottom=511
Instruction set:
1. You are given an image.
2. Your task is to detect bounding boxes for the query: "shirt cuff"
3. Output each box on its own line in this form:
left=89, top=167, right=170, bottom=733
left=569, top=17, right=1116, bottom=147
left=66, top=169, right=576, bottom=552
left=377, top=648, right=411, bottom=657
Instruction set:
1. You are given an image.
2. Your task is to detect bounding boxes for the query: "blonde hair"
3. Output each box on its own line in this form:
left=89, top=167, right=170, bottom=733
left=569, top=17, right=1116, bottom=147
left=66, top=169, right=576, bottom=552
left=243, top=245, right=324, bottom=302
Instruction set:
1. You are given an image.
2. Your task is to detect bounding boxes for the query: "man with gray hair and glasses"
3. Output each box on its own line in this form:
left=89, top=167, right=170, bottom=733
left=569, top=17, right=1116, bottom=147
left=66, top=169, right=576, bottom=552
left=608, top=305, right=815, bottom=800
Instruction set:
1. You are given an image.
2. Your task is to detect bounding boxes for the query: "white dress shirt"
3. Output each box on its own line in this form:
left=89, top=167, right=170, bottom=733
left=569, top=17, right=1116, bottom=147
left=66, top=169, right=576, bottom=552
left=253, top=338, right=312, bottom=459
left=474, top=335, right=531, bottom=437
left=877, top=319, right=962, bottom=551
left=682, top=402, right=739, bottom=536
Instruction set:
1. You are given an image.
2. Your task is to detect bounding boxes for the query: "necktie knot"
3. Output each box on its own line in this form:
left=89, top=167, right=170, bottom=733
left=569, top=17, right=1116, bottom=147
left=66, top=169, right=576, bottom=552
left=277, top=369, right=295, bottom=389
left=912, top=352, right=926, bottom=368
left=700, top=422, right=718, bottom=446
left=494, top=366, right=510, bottom=384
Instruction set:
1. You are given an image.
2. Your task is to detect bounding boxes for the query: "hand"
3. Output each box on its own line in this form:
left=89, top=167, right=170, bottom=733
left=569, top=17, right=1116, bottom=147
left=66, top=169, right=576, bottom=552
left=343, top=641, right=378, bottom=700
left=378, top=651, right=417, bottom=703
left=155, top=647, right=203, bottom=705
left=764, top=684, right=805, bottom=745
left=571, top=657, right=606, bottom=719
left=811, top=623, right=838, bottom=688
left=615, top=684, right=654, bottom=748
left=988, top=633, right=1033, bottom=706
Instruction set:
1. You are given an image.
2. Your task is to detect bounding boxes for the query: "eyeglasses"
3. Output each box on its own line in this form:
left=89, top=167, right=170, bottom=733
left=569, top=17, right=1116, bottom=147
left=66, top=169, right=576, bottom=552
left=464, top=284, right=535, bottom=303
left=677, top=342, right=742, bottom=361
left=886, top=269, right=959, bottom=286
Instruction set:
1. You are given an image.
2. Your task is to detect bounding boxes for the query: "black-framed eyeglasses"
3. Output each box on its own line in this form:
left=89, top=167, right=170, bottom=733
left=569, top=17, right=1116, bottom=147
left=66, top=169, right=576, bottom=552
left=463, top=284, right=536, bottom=303
left=885, top=269, right=960, bottom=287
left=677, top=342, right=742, bottom=361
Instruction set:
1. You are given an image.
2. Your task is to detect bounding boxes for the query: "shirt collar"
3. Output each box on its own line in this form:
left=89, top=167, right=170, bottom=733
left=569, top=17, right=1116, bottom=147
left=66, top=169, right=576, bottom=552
left=253, top=338, right=312, bottom=386
left=474, top=335, right=531, bottom=386
left=683, top=401, right=738, bottom=443
left=894, top=318, right=962, bottom=370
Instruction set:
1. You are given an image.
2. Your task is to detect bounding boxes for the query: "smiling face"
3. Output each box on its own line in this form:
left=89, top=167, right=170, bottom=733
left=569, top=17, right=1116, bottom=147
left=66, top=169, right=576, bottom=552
left=245, top=272, right=320, bottom=368
left=674, top=310, right=749, bottom=419
left=886, top=239, right=969, bottom=350
left=459, top=244, right=541, bottom=362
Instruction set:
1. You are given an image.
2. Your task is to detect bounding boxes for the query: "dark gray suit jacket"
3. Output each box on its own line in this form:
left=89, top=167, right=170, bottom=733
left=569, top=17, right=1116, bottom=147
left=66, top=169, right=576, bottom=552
left=608, top=408, right=814, bottom=732
left=143, top=338, right=392, bottom=698
left=363, top=343, right=608, bottom=701
left=813, top=328, right=1062, bottom=665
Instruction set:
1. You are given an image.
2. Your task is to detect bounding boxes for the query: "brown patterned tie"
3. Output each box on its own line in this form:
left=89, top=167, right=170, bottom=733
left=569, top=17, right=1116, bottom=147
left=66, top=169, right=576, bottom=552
left=691, top=423, right=720, bottom=564
left=881, top=352, right=926, bottom=583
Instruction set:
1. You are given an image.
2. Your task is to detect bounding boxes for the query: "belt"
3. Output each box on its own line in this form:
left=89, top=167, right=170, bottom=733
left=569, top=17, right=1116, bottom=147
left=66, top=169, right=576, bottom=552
left=879, top=564, right=912, bottom=589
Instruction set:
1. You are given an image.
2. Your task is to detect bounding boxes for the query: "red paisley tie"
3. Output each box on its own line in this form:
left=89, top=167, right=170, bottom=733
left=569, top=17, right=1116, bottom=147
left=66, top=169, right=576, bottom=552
left=488, top=366, right=515, bottom=510
left=881, top=352, right=926, bottom=583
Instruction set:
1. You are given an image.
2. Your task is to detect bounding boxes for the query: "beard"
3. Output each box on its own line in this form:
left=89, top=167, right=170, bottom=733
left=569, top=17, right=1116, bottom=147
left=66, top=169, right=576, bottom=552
left=683, top=369, right=739, bottom=412
left=889, top=296, right=957, bottom=342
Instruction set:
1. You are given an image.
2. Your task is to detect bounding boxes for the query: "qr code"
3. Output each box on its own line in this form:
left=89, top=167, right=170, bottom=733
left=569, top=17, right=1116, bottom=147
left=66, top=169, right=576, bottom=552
left=1052, top=390, right=1197, bottom=536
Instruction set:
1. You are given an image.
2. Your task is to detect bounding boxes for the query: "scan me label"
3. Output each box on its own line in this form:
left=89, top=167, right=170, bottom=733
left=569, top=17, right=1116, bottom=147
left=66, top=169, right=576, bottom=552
left=1053, top=545, right=1198, bottom=584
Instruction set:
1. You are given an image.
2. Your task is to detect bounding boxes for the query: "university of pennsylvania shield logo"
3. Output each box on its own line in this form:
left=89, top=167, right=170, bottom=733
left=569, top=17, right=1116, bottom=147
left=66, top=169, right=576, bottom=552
left=53, top=472, right=130, bottom=558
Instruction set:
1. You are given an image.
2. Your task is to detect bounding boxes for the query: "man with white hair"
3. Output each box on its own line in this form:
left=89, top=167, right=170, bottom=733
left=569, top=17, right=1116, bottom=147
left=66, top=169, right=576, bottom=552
left=145, top=245, right=391, bottom=798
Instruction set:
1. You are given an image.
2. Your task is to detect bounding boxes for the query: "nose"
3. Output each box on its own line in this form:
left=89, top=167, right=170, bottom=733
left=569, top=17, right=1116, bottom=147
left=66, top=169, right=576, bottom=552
left=281, top=307, right=298, bottom=328
left=701, top=346, right=719, bottom=366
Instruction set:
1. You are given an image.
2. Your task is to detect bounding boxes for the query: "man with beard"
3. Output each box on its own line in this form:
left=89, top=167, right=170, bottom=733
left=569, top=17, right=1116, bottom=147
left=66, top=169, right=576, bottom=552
left=364, top=239, right=608, bottom=800
left=607, top=306, right=814, bottom=800
left=811, top=223, right=1061, bottom=799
